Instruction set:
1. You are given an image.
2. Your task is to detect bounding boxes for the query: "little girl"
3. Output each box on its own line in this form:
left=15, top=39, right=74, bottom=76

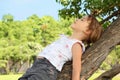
left=18, top=15, right=103, bottom=80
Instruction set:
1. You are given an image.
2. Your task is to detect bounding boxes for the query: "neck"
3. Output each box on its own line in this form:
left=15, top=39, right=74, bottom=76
left=69, top=31, right=86, bottom=41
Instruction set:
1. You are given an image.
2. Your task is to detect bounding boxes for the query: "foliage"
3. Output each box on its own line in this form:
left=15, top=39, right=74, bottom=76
left=0, top=60, right=7, bottom=68
left=56, top=0, right=120, bottom=20
left=2, top=14, right=14, bottom=22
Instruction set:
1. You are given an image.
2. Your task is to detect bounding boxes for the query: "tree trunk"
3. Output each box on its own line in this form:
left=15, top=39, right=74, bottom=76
left=57, top=17, right=120, bottom=80
left=95, top=64, right=120, bottom=80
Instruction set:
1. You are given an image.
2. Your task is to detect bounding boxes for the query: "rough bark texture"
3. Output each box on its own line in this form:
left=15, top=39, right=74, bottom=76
left=95, top=64, right=120, bottom=80
left=57, top=17, right=120, bottom=80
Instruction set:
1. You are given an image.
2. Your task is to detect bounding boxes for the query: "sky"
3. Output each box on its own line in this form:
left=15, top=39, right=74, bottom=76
left=0, top=0, right=63, bottom=20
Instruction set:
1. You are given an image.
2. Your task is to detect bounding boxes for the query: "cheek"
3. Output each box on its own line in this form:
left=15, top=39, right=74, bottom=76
left=71, top=24, right=79, bottom=31
left=82, top=22, right=89, bottom=29
left=77, top=22, right=83, bottom=27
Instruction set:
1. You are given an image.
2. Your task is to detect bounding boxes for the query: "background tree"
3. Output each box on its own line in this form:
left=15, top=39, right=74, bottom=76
left=2, top=14, right=14, bottom=22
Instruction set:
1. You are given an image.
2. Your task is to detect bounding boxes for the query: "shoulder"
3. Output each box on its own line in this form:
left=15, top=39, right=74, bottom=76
left=72, top=40, right=85, bottom=52
left=72, top=42, right=82, bottom=53
left=72, top=43, right=83, bottom=60
left=73, top=42, right=82, bottom=48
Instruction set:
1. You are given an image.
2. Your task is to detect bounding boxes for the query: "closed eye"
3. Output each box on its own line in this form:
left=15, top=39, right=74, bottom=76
left=81, top=19, right=83, bottom=21
left=74, top=18, right=79, bottom=23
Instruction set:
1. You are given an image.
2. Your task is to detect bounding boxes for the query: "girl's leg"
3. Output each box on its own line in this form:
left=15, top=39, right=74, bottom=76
left=18, top=58, right=59, bottom=80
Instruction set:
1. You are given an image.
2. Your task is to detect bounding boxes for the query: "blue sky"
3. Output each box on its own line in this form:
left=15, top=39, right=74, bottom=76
left=0, top=0, right=63, bottom=20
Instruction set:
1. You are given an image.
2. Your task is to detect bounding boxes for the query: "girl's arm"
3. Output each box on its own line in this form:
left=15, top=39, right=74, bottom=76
left=72, top=43, right=82, bottom=80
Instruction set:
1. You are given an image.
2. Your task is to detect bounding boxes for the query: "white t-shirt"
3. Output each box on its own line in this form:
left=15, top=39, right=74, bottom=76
left=38, top=35, right=85, bottom=71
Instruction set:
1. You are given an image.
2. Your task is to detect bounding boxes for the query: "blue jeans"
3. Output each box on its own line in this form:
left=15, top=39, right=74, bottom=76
left=18, top=57, right=59, bottom=80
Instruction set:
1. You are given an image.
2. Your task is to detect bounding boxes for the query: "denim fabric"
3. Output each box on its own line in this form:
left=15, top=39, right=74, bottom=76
left=18, top=58, right=59, bottom=80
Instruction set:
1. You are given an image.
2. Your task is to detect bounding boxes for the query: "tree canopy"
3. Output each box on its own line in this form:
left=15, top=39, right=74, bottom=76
left=56, top=0, right=120, bottom=23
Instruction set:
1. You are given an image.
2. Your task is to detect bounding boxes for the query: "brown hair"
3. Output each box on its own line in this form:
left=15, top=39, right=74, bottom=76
left=86, top=15, right=103, bottom=44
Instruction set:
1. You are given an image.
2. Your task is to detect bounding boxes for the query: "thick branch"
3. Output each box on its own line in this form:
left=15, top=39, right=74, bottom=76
left=95, top=64, right=120, bottom=80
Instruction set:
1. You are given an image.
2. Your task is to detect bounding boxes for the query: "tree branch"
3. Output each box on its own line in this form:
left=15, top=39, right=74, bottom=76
left=100, top=9, right=120, bottom=24
left=95, top=64, right=120, bottom=80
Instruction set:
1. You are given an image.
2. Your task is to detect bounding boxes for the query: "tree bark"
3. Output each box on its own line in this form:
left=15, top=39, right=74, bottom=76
left=57, top=17, right=120, bottom=80
left=95, top=64, right=120, bottom=80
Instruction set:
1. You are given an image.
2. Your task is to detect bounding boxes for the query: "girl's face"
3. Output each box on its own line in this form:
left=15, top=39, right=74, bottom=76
left=71, top=16, right=91, bottom=34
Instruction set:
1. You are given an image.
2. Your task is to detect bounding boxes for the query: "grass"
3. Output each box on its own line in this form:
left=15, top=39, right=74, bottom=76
left=0, top=72, right=119, bottom=80
left=0, top=74, right=22, bottom=80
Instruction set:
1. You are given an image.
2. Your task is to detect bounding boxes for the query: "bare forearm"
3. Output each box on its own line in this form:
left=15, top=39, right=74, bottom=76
left=72, top=65, right=81, bottom=80
left=72, top=70, right=80, bottom=80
